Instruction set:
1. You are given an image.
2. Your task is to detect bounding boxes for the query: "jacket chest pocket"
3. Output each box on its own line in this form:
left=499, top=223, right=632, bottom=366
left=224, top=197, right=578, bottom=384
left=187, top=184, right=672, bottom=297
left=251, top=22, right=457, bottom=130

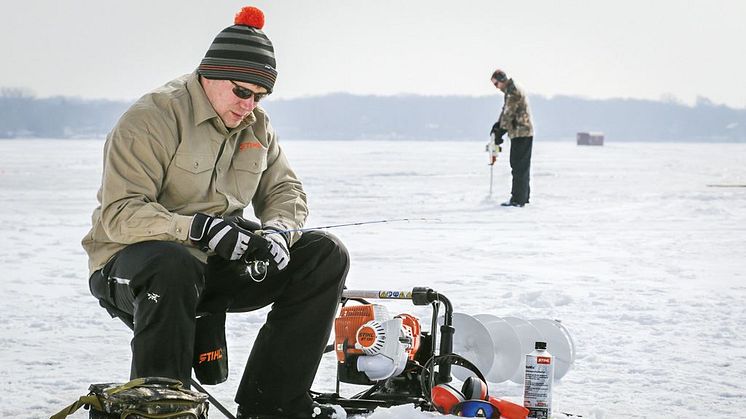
left=233, top=150, right=268, bottom=203
left=165, top=153, right=215, bottom=203
left=174, top=153, right=214, bottom=174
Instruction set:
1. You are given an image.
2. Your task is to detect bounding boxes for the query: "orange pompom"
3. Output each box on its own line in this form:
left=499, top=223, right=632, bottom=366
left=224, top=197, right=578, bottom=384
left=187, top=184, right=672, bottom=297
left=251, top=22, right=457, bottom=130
left=234, top=6, right=265, bottom=29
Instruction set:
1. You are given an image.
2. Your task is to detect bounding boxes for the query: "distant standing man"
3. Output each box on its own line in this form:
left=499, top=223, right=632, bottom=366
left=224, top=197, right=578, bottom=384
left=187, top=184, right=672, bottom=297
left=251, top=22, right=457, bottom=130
left=82, top=6, right=348, bottom=419
left=490, top=69, right=534, bottom=207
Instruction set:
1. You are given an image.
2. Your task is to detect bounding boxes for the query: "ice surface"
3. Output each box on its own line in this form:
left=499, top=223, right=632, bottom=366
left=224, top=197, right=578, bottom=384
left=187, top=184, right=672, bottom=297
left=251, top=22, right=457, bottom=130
left=1, top=139, right=744, bottom=418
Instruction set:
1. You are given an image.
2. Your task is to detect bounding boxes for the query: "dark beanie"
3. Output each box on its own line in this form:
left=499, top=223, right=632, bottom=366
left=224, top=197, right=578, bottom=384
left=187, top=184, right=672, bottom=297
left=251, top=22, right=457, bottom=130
left=198, top=6, right=277, bottom=92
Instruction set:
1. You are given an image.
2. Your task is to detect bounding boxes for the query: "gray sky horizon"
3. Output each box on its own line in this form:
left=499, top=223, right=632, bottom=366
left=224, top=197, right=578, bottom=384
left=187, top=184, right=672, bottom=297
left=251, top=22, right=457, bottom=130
left=3, top=0, right=745, bottom=108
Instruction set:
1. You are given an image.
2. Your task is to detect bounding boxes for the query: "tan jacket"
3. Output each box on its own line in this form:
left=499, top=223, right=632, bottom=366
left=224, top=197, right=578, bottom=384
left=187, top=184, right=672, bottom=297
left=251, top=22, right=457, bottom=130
left=82, top=72, right=308, bottom=274
left=498, top=79, right=534, bottom=139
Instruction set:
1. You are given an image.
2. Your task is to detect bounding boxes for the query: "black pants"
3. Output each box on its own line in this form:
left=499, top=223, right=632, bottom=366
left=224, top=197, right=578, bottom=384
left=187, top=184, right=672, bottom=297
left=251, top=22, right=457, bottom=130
left=509, top=136, right=533, bottom=204
left=89, top=231, right=349, bottom=411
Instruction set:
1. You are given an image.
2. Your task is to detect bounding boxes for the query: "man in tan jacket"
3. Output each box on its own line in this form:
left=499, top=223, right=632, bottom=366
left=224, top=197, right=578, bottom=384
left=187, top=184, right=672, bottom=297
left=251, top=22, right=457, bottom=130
left=490, top=69, right=534, bottom=207
left=83, top=6, right=348, bottom=419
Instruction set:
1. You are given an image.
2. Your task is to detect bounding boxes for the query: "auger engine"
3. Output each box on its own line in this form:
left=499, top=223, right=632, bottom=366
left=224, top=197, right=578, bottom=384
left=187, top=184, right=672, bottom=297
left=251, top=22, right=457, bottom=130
left=334, top=304, right=421, bottom=384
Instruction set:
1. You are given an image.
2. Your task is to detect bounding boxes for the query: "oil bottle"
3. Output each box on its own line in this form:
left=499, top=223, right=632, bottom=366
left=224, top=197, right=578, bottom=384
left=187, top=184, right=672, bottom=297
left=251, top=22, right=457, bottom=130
left=523, top=341, right=554, bottom=418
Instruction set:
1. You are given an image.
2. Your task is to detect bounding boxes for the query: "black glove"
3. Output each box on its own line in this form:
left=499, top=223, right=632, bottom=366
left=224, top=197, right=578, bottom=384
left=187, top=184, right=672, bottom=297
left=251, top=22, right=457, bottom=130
left=206, top=215, right=291, bottom=271
left=490, top=122, right=506, bottom=144
left=189, top=213, right=268, bottom=261
left=224, top=216, right=289, bottom=270
left=261, top=227, right=290, bottom=271
left=224, top=215, right=261, bottom=232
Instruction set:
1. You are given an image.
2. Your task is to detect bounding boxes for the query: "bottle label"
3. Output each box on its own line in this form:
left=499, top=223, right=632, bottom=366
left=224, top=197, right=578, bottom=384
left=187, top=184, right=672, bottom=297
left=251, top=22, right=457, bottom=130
left=524, top=353, right=554, bottom=419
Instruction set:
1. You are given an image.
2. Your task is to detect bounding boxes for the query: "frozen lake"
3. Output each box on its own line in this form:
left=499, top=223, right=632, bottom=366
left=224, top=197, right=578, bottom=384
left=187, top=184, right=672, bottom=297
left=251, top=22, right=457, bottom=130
left=1, top=139, right=745, bottom=418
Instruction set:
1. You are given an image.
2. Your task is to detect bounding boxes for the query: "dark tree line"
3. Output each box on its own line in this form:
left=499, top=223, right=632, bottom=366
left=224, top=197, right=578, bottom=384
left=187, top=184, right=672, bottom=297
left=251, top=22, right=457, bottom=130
left=2, top=88, right=744, bottom=141
left=0, top=88, right=128, bottom=139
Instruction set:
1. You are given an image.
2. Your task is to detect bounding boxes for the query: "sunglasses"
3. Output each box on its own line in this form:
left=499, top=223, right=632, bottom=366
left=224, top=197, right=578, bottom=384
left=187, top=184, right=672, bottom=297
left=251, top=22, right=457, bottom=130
left=230, top=80, right=269, bottom=102
left=451, top=400, right=500, bottom=418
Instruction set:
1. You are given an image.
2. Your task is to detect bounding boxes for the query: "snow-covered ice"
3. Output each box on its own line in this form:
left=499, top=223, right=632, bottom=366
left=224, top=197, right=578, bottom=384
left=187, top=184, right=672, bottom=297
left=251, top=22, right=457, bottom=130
left=1, top=139, right=745, bottom=418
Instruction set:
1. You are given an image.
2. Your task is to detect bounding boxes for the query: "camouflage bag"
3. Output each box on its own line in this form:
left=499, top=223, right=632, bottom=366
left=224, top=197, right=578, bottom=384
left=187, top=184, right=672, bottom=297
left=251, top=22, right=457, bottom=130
left=50, top=377, right=209, bottom=419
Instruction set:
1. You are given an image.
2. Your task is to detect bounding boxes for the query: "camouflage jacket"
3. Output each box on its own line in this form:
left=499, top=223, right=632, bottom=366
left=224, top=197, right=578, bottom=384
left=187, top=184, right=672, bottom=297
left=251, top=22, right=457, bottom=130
left=498, top=79, right=534, bottom=139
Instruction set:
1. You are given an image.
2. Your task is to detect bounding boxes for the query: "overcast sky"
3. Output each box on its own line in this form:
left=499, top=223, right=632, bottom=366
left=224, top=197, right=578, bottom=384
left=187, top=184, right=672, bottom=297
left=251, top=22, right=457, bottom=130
left=2, top=0, right=745, bottom=107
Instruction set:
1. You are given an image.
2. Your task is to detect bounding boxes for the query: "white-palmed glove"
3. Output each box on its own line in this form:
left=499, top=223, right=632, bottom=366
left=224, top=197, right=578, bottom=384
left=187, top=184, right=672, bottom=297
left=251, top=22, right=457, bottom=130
left=190, top=213, right=262, bottom=261
left=263, top=229, right=290, bottom=271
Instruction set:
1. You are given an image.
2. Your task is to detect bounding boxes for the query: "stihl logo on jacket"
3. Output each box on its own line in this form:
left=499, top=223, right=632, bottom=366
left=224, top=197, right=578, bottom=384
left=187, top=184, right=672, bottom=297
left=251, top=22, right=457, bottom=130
left=239, top=142, right=262, bottom=151
left=199, top=348, right=224, bottom=364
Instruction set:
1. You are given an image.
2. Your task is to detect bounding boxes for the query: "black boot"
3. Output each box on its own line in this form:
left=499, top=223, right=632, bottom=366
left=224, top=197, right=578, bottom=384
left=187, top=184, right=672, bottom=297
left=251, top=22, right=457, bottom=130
left=501, top=199, right=525, bottom=207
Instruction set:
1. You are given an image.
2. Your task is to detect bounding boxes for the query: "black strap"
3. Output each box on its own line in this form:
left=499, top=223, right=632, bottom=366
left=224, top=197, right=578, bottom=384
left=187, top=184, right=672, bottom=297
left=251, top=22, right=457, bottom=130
left=419, top=353, right=488, bottom=405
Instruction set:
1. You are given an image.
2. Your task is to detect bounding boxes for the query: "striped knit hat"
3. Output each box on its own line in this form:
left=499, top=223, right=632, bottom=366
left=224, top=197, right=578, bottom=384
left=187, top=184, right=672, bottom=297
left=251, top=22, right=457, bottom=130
left=198, top=6, right=277, bottom=92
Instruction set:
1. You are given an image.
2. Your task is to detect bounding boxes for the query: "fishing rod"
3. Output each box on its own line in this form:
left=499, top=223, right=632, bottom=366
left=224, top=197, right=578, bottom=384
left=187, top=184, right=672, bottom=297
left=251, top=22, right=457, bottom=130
left=262, top=217, right=441, bottom=236
left=244, top=218, right=441, bottom=281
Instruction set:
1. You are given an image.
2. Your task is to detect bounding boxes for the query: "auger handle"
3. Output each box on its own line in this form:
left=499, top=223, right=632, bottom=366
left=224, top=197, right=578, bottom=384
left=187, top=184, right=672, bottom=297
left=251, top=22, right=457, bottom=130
left=342, top=287, right=441, bottom=306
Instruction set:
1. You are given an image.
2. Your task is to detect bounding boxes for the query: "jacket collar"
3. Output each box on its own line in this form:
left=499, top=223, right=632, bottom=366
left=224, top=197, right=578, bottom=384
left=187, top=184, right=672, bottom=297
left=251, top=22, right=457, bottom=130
left=187, top=71, right=217, bottom=126
left=186, top=71, right=257, bottom=132
left=505, top=79, right=517, bottom=94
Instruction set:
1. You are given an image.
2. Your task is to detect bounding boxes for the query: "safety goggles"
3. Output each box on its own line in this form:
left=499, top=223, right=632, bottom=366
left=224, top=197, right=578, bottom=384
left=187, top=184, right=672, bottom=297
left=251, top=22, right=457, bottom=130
left=451, top=400, right=500, bottom=418
left=230, top=80, right=269, bottom=102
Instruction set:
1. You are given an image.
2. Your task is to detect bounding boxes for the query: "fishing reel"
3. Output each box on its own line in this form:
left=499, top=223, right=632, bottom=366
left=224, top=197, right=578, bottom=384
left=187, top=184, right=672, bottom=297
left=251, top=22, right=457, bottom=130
left=221, top=216, right=272, bottom=282
left=244, top=259, right=269, bottom=282
left=241, top=228, right=289, bottom=282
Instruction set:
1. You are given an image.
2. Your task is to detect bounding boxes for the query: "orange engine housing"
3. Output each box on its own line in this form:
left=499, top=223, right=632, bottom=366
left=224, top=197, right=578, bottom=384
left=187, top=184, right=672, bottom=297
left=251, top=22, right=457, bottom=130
left=334, top=305, right=377, bottom=362
left=334, top=304, right=421, bottom=363
left=396, top=313, right=422, bottom=360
